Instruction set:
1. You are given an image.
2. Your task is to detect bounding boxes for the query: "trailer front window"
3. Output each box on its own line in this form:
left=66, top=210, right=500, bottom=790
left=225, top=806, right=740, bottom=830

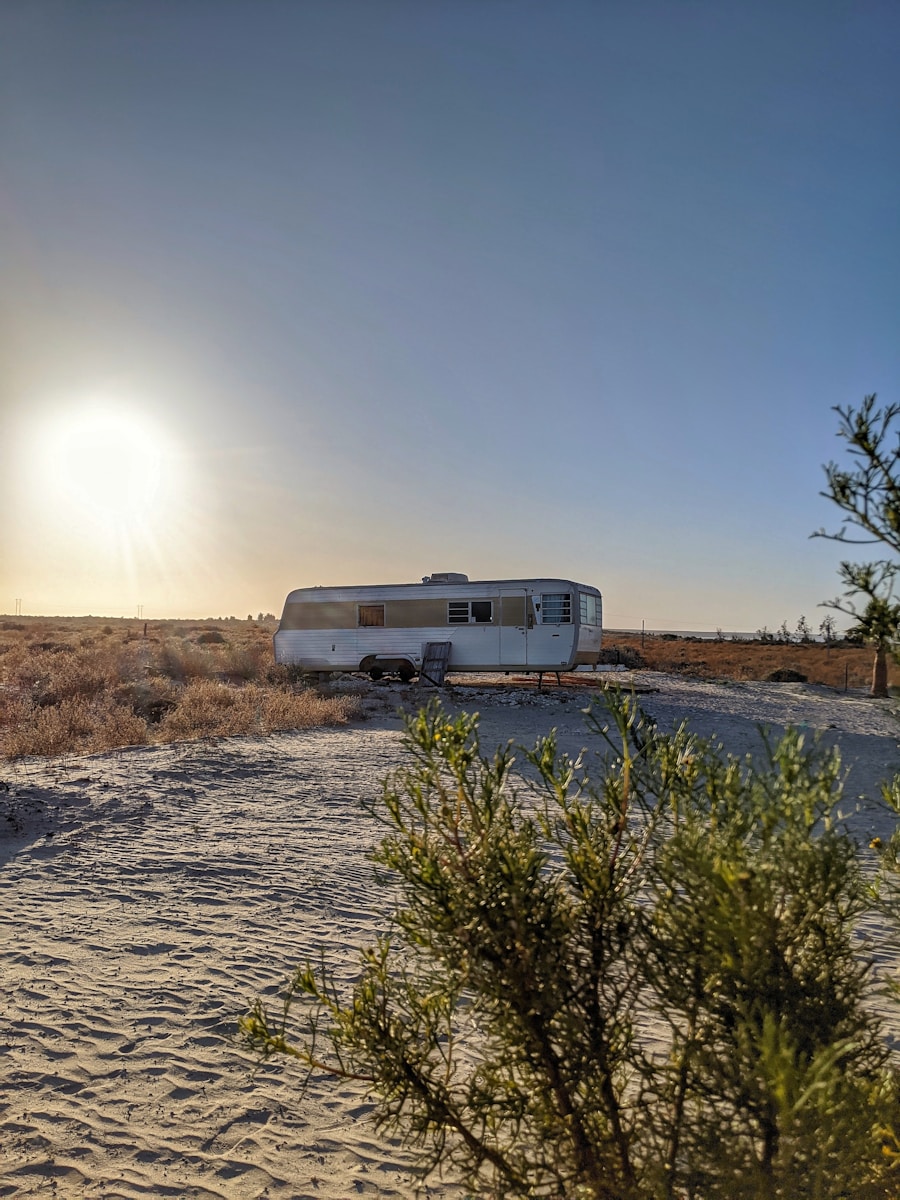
left=579, top=593, right=599, bottom=625
left=540, top=593, right=571, bottom=623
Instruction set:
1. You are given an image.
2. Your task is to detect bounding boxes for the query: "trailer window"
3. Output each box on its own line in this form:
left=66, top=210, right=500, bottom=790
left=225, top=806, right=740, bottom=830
left=448, top=600, right=493, bottom=624
left=540, top=593, right=571, bottom=623
left=579, top=593, right=599, bottom=625
left=358, top=604, right=385, bottom=627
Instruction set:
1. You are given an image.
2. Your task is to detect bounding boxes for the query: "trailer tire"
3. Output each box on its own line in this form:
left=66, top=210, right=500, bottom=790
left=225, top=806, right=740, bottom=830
left=368, top=666, right=384, bottom=681
left=398, top=665, right=415, bottom=683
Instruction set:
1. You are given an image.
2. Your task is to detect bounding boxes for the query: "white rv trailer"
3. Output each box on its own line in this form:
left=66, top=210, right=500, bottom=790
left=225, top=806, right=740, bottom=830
left=274, top=572, right=602, bottom=680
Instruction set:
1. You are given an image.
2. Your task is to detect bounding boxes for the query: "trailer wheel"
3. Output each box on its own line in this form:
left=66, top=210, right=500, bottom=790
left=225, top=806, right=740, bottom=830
left=368, top=666, right=384, bottom=681
left=398, top=664, right=415, bottom=683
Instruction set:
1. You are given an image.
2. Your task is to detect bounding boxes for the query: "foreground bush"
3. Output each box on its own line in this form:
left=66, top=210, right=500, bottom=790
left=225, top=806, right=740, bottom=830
left=242, top=694, right=900, bottom=1199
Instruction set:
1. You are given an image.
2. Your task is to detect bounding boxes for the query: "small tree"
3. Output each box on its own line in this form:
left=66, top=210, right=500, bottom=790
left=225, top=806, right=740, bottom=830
left=795, top=615, right=812, bottom=643
left=241, top=696, right=899, bottom=1198
left=826, top=562, right=900, bottom=698
left=819, top=614, right=837, bottom=645
left=816, top=394, right=900, bottom=697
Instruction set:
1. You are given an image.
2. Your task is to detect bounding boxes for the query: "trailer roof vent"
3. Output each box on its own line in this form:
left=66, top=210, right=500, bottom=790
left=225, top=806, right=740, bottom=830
left=424, top=572, right=469, bottom=584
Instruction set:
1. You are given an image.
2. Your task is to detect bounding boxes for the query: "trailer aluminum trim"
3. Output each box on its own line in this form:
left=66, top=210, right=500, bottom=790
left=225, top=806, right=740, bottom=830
left=274, top=575, right=602, bottom=677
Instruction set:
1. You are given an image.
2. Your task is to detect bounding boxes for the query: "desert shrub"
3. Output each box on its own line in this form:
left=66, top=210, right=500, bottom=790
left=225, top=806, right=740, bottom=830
left=157, top=679, right=242, bottom=739
left=766, top=668, right=808, bottom=683
left=0, top=643, right=51, bottom=694
left=3, top=696, right=148, bottom=758
left=598, top=645, right=646, bottom=668
left=220, top=641, right=272, bottom=682
left=89, top=703, right=150, bottom=751
left=158, top=681, right=360, bottom=741
left=242, top=694, right=900, bottom=1199
left=266, top=661, right=316, bottom=688
left=196, top=629, right=227, bottom=645
left=47, top=644, right=125, bottom=700
left=0, top=618, right=359, bottom=756
left=154, top=638, right=215, bottom=682
left=673, top=656, right=706, bottom=676
left=0, top=678, right=357, bottom=758
left=0, top=639, right=131, bottom=709
left=254, top=685, right=359, bottom=730
left=114, top=674, right=179, bottom=724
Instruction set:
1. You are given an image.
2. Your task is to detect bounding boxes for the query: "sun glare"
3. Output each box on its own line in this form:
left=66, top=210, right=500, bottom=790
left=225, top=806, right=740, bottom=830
left=14, top=400, right=199, bottom=610
left=43, top=406, right=177, bottom=531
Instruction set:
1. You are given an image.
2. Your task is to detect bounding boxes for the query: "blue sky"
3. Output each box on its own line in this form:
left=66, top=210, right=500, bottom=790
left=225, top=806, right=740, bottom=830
left=2, top=1, right=898, bottom=629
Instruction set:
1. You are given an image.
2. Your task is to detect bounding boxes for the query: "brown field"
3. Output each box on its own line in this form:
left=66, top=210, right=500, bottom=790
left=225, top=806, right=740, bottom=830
left=0, top=615, right=361, bottom=760
left=603, top=631, right=897, bottom=692
left=0, top=617, right=893, bottom=760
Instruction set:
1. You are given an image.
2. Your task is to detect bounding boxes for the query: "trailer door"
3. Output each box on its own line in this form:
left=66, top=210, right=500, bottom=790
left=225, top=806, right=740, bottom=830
left=499, top=589, right=529, bottom=668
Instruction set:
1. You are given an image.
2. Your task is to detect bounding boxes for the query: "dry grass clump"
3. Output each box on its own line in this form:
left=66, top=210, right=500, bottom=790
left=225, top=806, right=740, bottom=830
left=112, top=674, right=180, bottom=724
left=220, top=641, right=276, bottom=682
left=155, top=639, right=218, bottom=682
left=157, top=681, right=359, bottom=741
left=3, top=696, right=149, bottom=759
left=0, top=616, right=360, bottom=760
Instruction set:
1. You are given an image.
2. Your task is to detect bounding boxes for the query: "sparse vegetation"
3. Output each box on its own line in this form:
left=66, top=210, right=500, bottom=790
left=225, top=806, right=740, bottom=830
left=1, top=610, right=894, bottom=761
left=0, top=616, right=359, bottom=759
left=604, top=632, right=897, bottom=691
left=242, top=695, right=900, bottom=1198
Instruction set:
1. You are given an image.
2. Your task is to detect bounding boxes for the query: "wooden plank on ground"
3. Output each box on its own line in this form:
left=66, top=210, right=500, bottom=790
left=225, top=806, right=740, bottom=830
left=420, top=641, right=451, bottom=686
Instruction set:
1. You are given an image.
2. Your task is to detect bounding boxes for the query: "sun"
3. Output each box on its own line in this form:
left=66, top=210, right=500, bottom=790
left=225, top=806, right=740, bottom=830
left=44, top=406, right=175, bottom=529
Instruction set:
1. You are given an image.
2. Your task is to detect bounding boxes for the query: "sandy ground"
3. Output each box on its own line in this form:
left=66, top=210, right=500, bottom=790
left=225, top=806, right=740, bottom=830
left=2, top=672, right=900, bottom=1199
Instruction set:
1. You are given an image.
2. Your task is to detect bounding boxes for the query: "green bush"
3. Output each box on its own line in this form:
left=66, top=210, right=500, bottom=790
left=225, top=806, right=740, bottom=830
left=242, top=693, right=900, bottom=1199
